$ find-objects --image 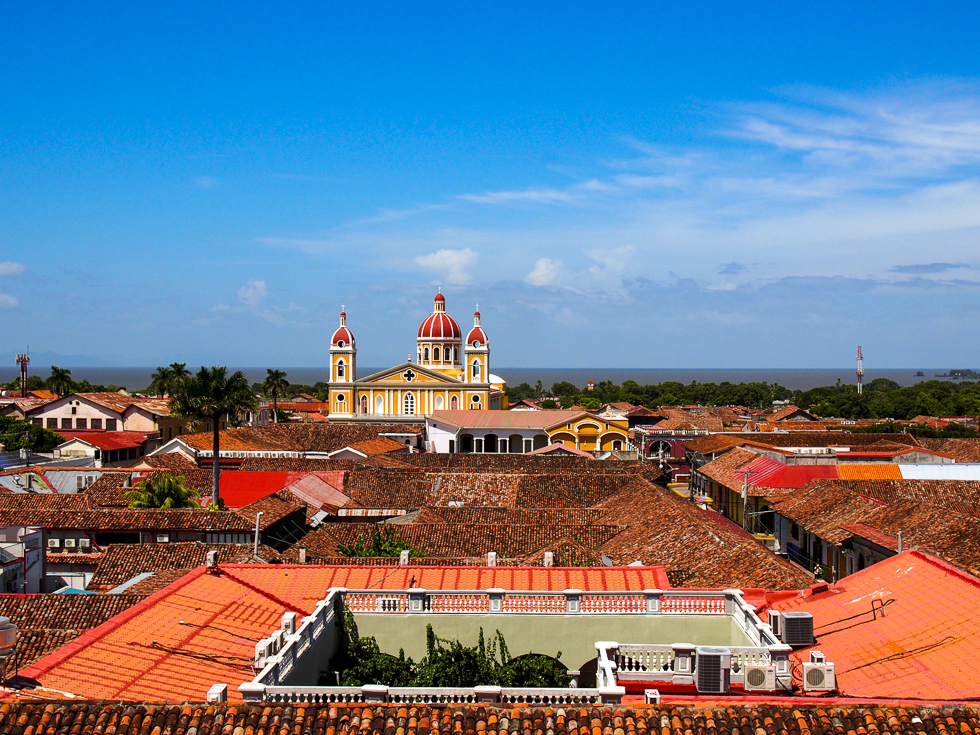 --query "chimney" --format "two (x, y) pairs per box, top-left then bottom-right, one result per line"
(298, 548), (307, 564)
